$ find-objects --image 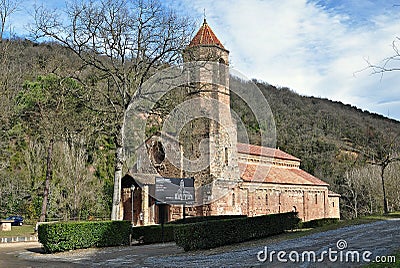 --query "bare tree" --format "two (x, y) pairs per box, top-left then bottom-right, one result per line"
(0, 0), (19, 41)
(17, 75), (90, 222)
(370, 154), (400, 214)
(32, 0), (193, 220)
(51, 138), (108, 221)
(342, 170), (361, 218)
(386, 162), (400, 211)
(366, 37), (400, 77)
(341, 165), (381, 218)
(365, 133), (400, 214)
(362, 5), (400, 213)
